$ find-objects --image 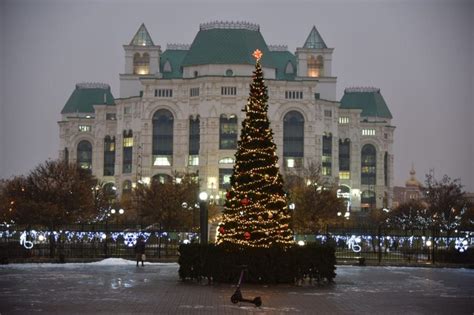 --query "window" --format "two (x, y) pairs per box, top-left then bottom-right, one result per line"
(190, 87), (200, 97)
(188, 155), (199, 166)
(152, 174), (172, 184)
(225, 69), (233, 76)
(123, 130), (133, 173)
(384, 133), (388, 139)
(78, 125), (91, 132)
(106, 113), (116, 120)
(189, 116), (200, 158)
(104, 136), (115, 176)
(339, 139), (351, 179)
(361, 144), (376, 185)
(284, 91), (303, 99)
(152, 109), (173, 166)
(362, 129), (376, 136)
(77, 140), (92, 172)
(283, 111), (304, 168)
(219, 168), (233, 191)
(322, 134), (332, 176)
(133, 52), (149, 75)
(219, 157), (235, 164)
(220, 114), (238, 149)
(122, 180), (132, 194)
(324, 110), (332, 118)
(64, 148), (69, 164)
(307, 55), (324, 77)
(338, 117), (350, 124)
(384, 152), (389, 186)
(124, 106), (132, 115)
(193, 71), (198, 77)
(155, 89), (173, 97)
(361, 190), (376, 210)
(221, 86), (237, 96)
